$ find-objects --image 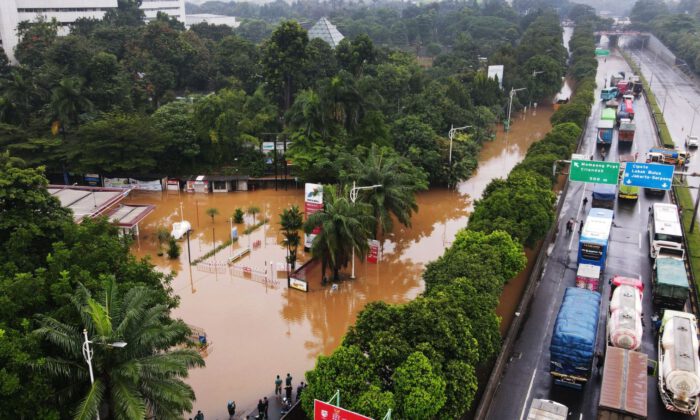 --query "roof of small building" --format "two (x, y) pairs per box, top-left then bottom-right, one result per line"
(308, 17), (344, 48)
